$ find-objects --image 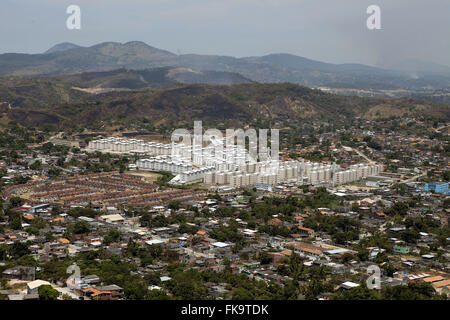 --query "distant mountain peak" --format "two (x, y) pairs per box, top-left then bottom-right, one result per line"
(90, 41), (177, 57)
(124, 40), (152, 47)
(91, 41), (155, 49)
(44, 42), (82, 54)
